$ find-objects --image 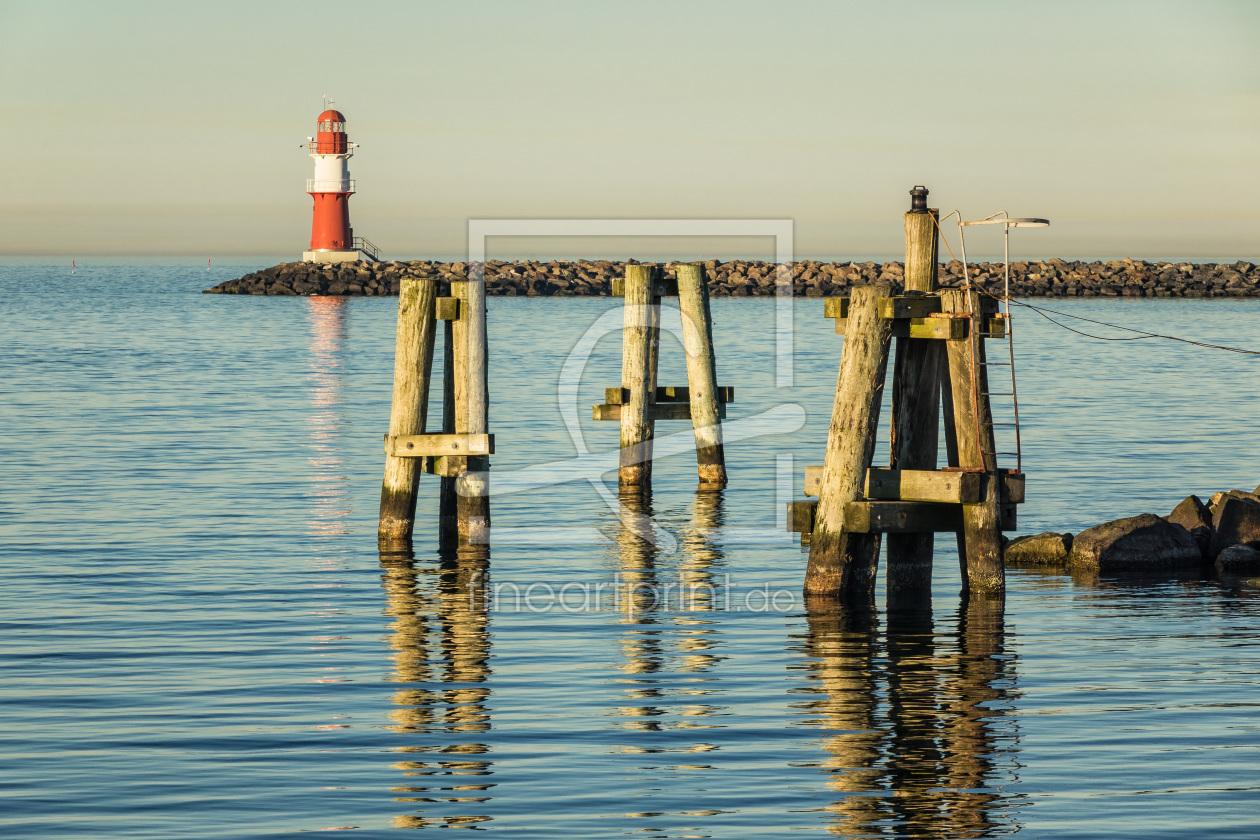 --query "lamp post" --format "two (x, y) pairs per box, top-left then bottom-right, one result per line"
(956, 213), (1050, 475)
